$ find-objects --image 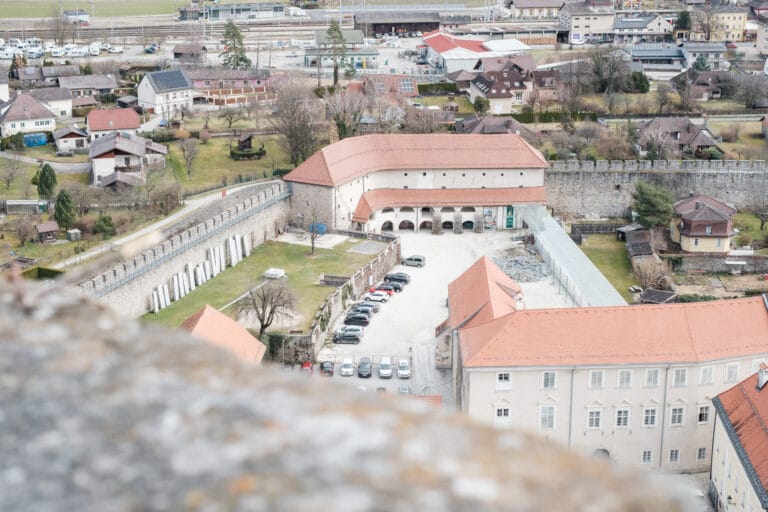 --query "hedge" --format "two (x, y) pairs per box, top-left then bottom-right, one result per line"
(416, 82), (457, 95)
(511, 111), (598, 123)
